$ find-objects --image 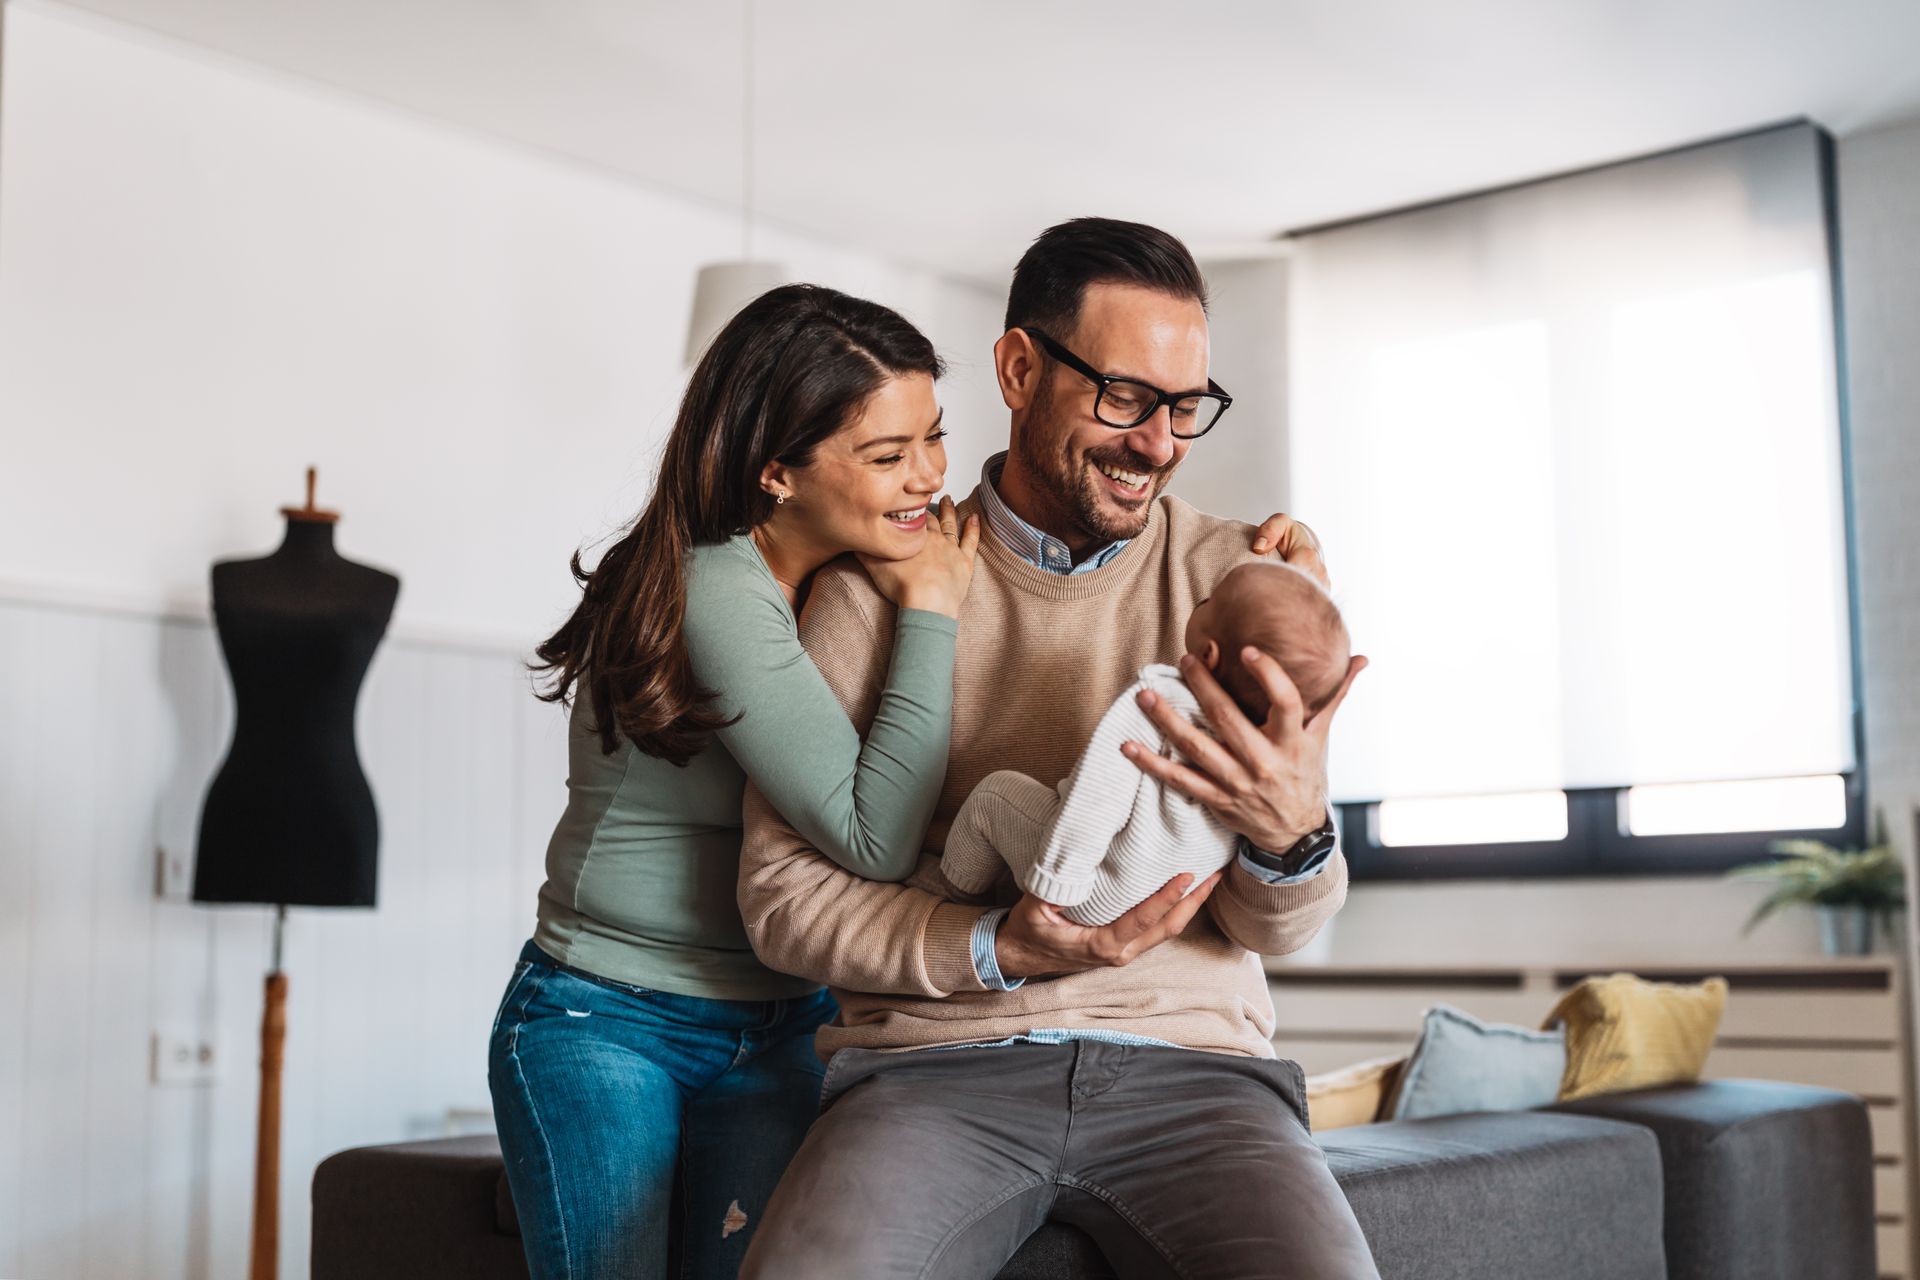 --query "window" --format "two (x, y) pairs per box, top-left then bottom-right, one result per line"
(1623, 775), (1847, 837)
(1290, 122), (1863, 878)
(1376, 791), (1570, 848)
